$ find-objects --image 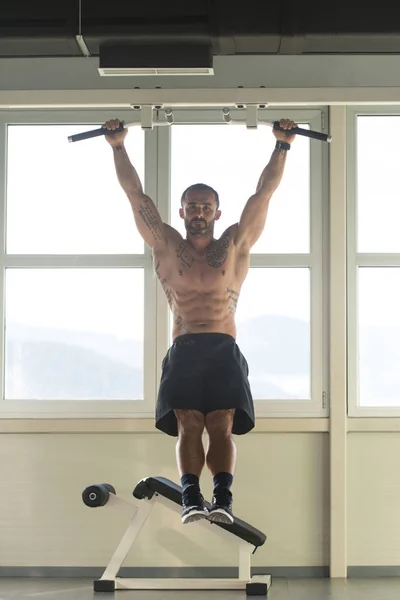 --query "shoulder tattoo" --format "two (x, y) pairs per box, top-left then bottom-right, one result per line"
(206, 230), (231, 269)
